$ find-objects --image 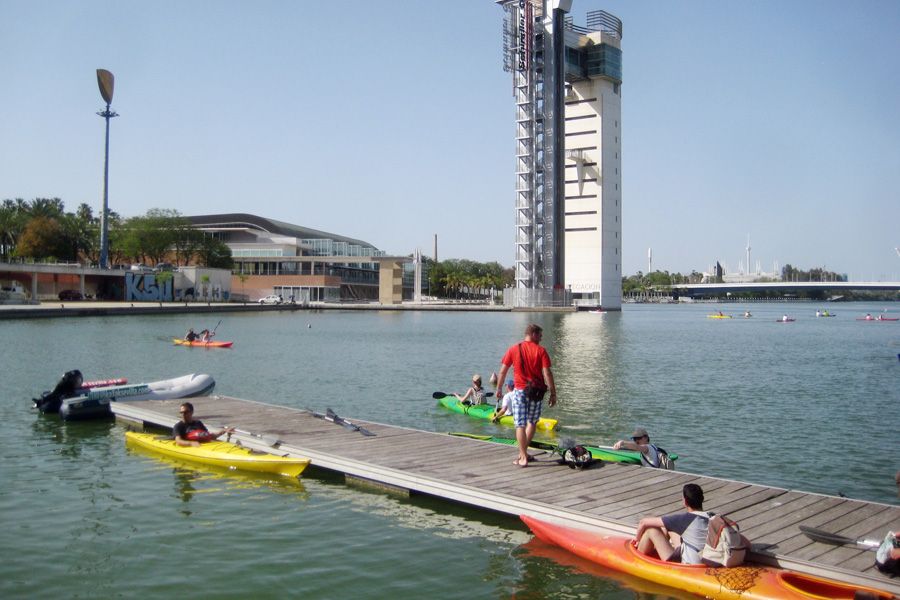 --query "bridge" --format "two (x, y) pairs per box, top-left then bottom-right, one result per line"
(669, 281), (900, 297)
